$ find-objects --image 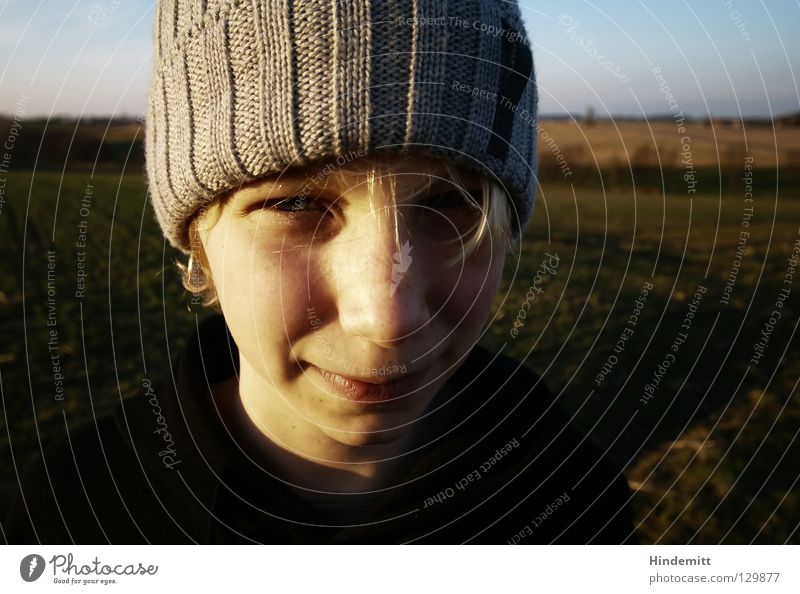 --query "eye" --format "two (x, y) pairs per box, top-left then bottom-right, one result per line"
(266, 195), (326, 213)
(411, 188), (483, 243)
(242, 194), (333, 219)
(421, 189), (480, 212)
